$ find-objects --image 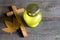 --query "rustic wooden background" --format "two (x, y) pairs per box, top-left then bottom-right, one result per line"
(0, 0), (60, 40)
